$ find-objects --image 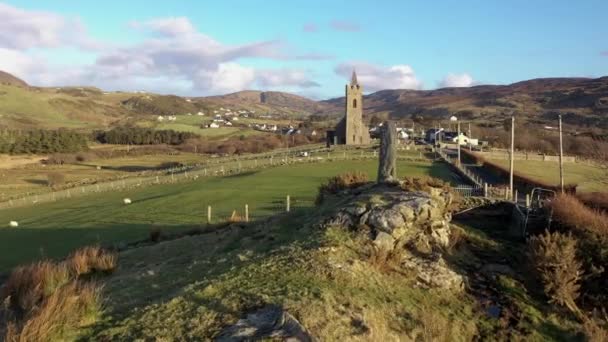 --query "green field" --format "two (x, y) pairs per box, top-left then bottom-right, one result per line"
(488, 158), (608, 192)
(0, 159), (456, 272)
